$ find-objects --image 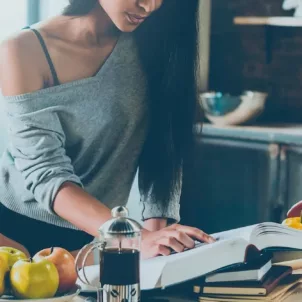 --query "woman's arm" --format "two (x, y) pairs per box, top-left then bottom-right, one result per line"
(53, 182), (112, 237)
(0, 37), (112, 237)
(0, 38), (169, 239)
(143, 218), (167, 231)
